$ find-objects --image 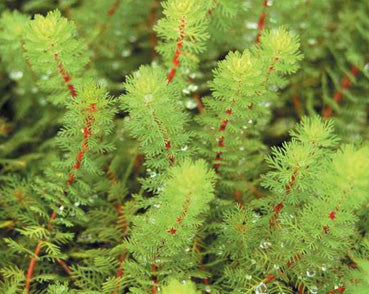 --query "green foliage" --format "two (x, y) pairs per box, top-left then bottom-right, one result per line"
(0, 1), (368, 294)
(162, 279), (201, 294)
(198, 27), (302, 192)
(24, 10), (90, 103)
(125, 159), (215, 292)
(122, 65), (190, 186)
(155, 0), (210, 72)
